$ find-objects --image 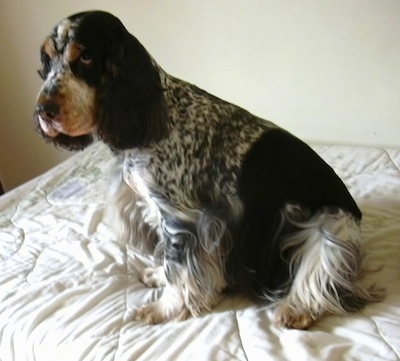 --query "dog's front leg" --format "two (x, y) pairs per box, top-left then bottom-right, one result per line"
(139, 266), (167, 288)
(135, 226), (226, 324)
(135, 281), (190, 324)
